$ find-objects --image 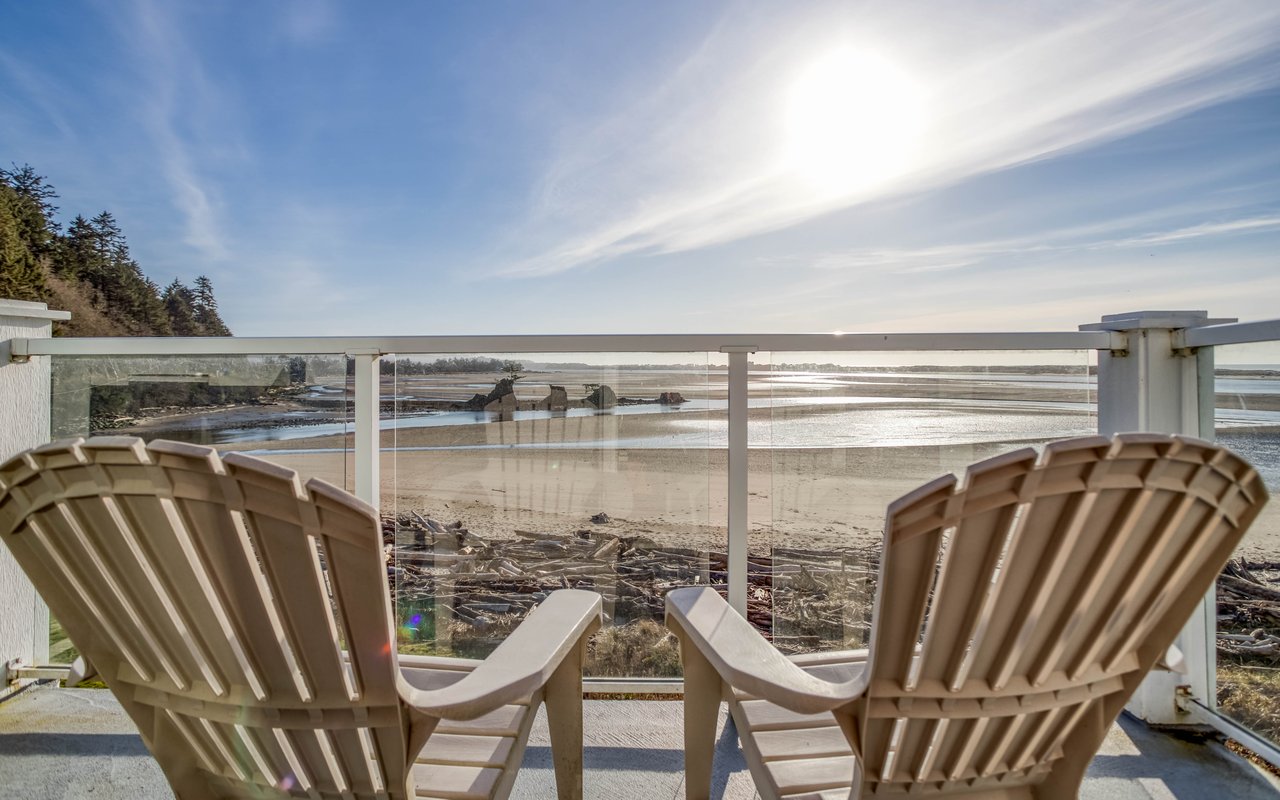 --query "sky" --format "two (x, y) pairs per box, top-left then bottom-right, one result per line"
(2, 0), (1279, 339)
